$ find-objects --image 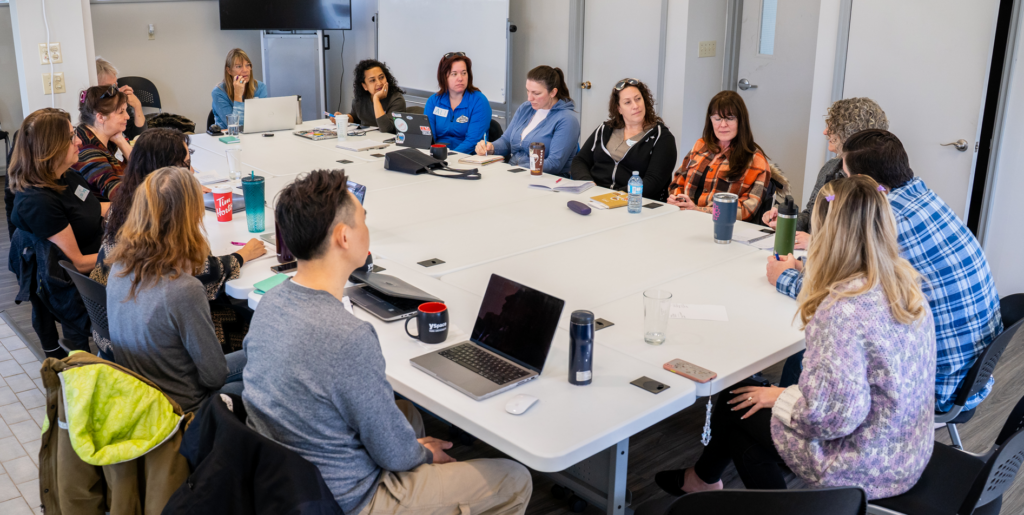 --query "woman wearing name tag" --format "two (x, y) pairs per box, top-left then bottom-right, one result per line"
(9, 108), (109, 357)
(211, 48), (268, 129)
(72, 85), (132, 200)
(668, 91), (770, 221)
(475, 66), (580, 177)
(424, 52), (492, 154)
(654, 176), (935, 500)
(570, 78), (676, 199)
(337, 59), (407, 134)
